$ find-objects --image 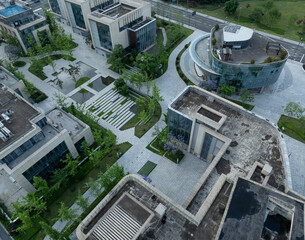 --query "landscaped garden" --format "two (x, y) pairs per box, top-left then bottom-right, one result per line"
(118, 80), (163, 138)
(6, 101), (133, 240)
(137, 161), (157, 176)
(146, 127), (185, 164)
